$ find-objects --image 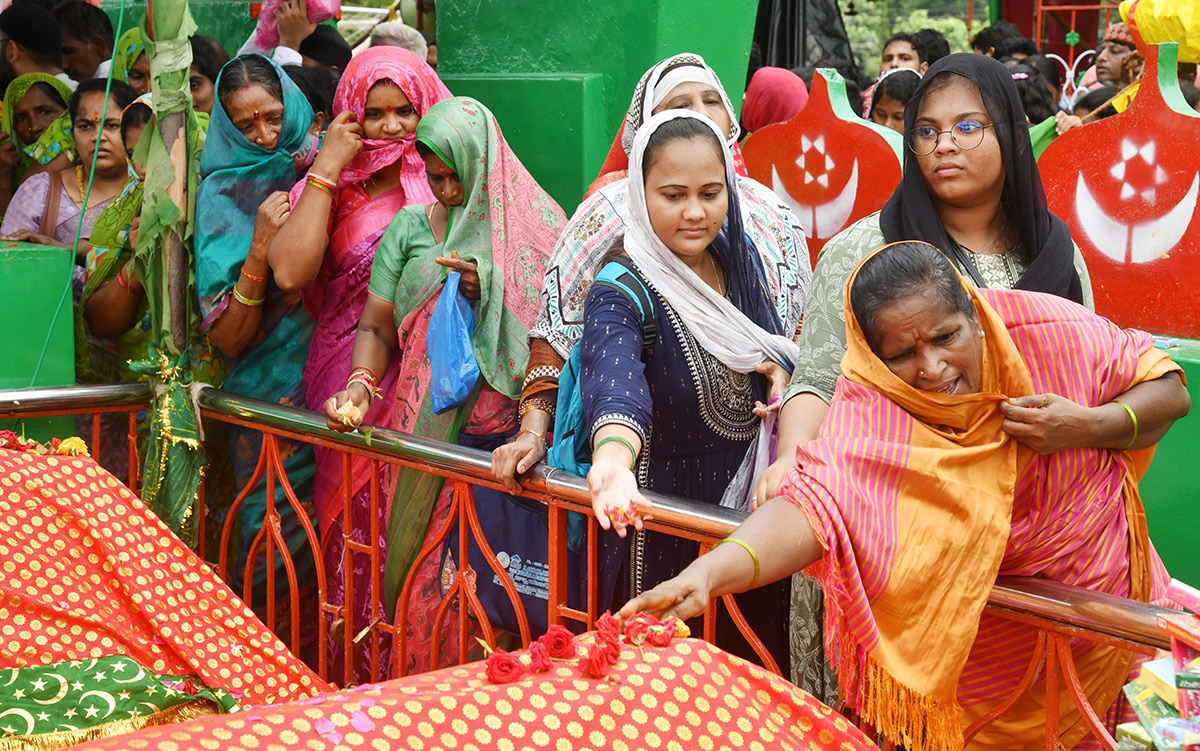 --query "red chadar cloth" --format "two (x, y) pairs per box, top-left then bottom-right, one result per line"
(0, 448), (329, 705)
(70, 638), (875, 750)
